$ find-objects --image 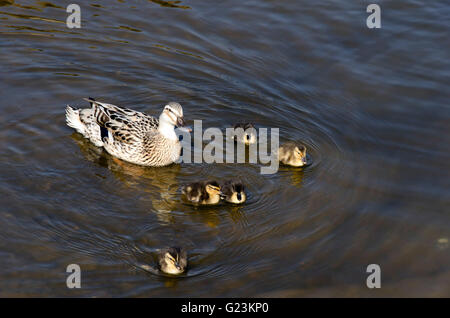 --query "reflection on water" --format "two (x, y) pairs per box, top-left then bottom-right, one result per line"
(0, 0), (449, 297)
(148, 0), (190, 10)
(0, 10), (64, 23)
(72, 134), (181, 222)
